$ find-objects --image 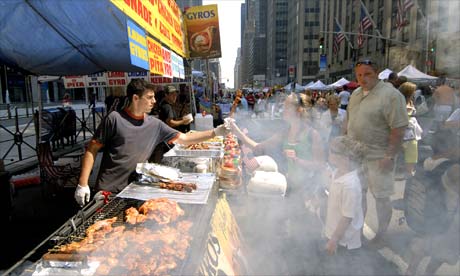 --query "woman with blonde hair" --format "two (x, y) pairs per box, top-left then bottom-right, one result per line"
(399, 82), (423, 177)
